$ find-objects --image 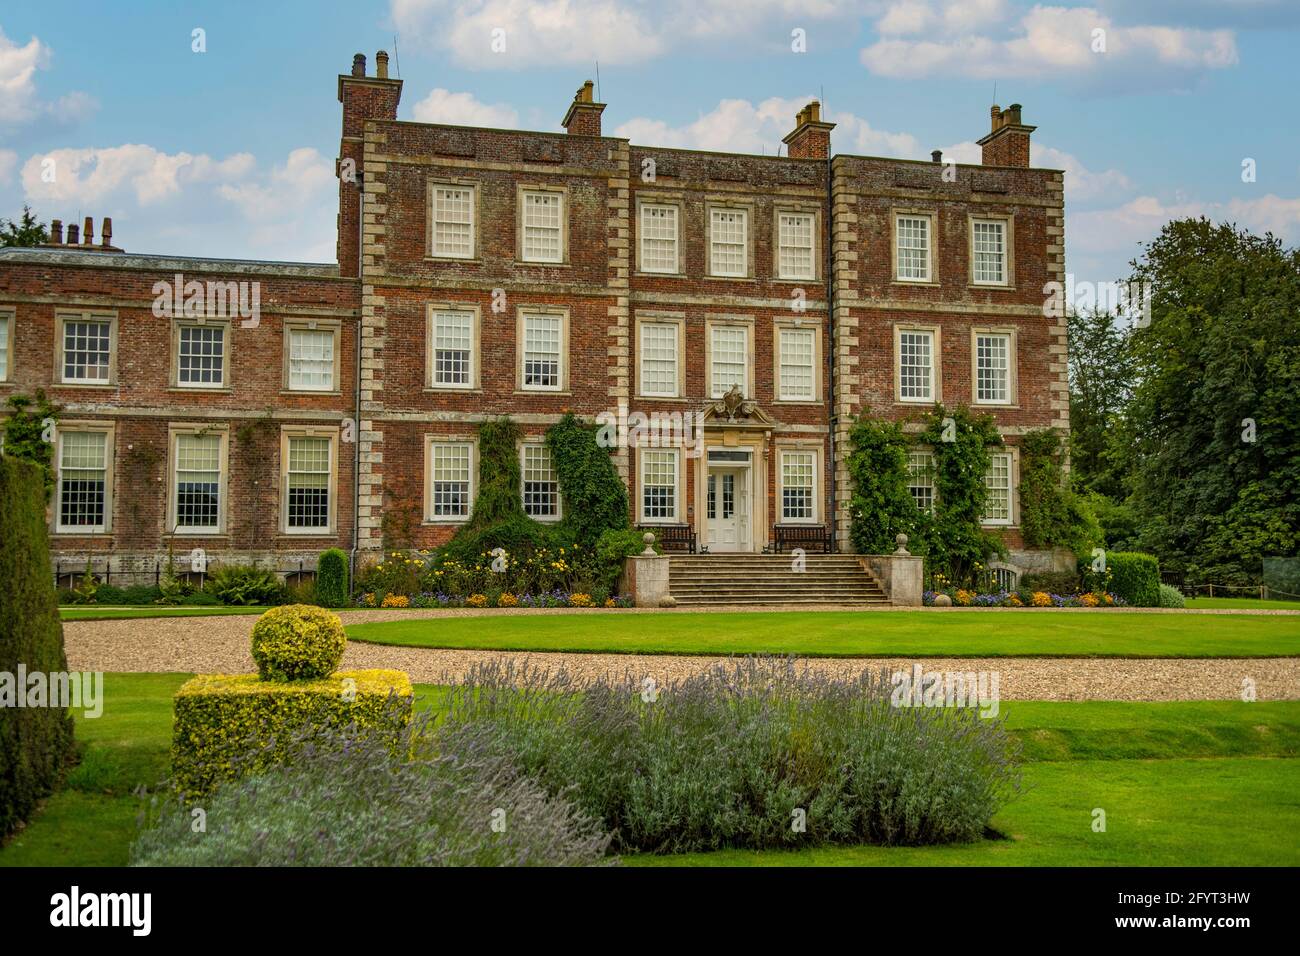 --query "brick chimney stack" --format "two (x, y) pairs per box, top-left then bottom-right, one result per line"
(66, 222), (79, 244)
(562, 80), (606, 136)
(978, 103), (1036, 168)
(337, 50), (403, 277)
(50, 219), (63, 244)
(782, 101), (835, 160)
